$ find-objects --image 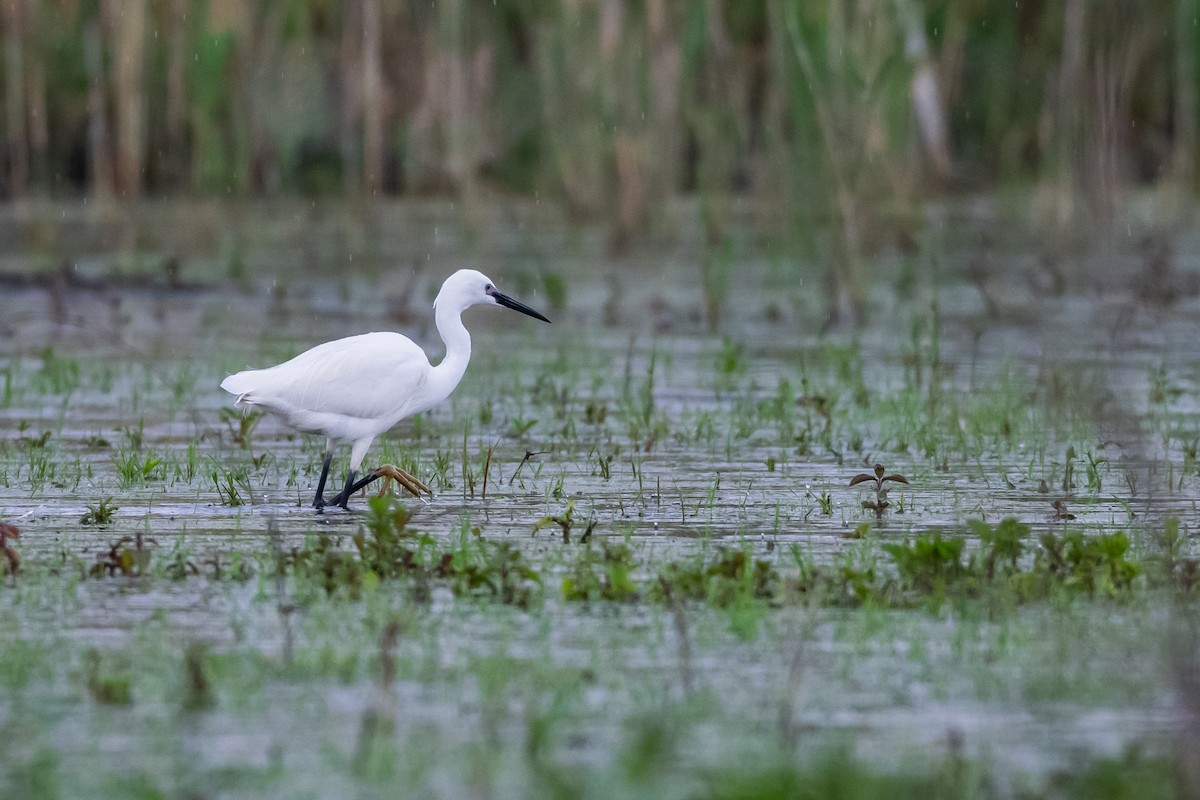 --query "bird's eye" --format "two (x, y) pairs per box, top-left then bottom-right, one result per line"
(485, 284), (495, 294)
